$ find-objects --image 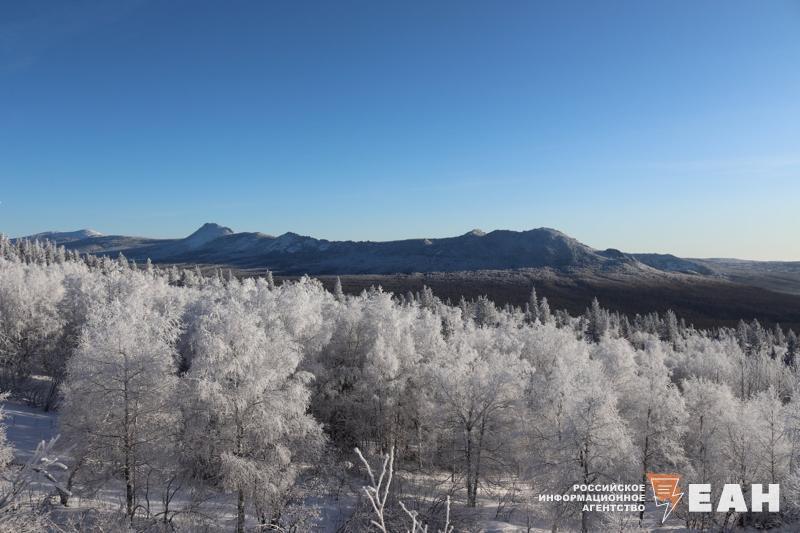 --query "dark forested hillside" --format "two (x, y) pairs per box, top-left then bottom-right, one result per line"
(291, 270), (800, 331)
